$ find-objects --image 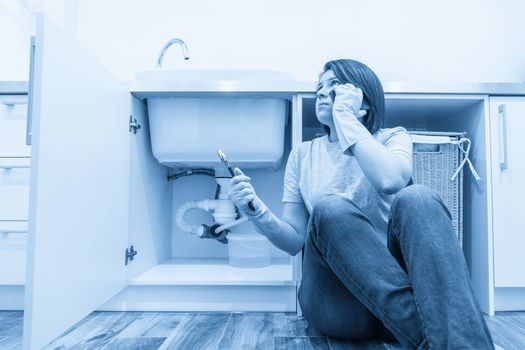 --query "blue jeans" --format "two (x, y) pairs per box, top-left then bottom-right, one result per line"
(298, 185), (494, 349)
